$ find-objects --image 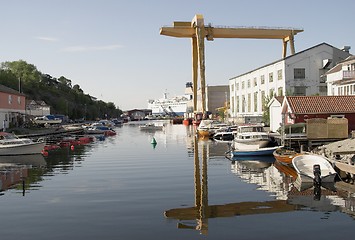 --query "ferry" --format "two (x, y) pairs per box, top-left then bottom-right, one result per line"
(147, 82), (193, 116)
